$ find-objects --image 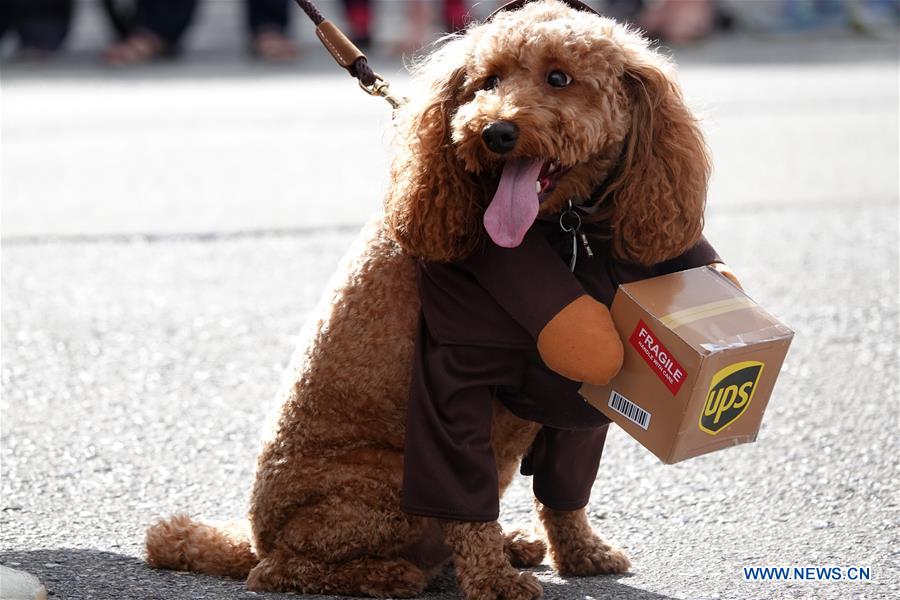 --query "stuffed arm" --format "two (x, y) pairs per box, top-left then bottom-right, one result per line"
(536, 295), (624, 385)
(464, 231), (623, 386)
